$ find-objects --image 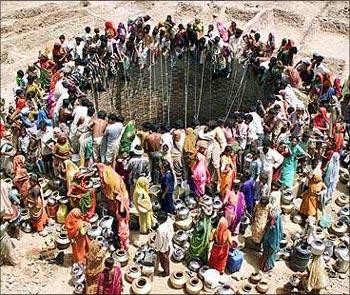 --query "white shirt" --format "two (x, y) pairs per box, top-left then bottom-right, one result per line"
(154, 217), (174, 253)
(161, 132), (173, 150)
(259, 147), (284, 174)
(249, 112), (264, 134)
(237, 122), (248, 150)
(71, 106), (88, 135)
(37, 127), (55, 155)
